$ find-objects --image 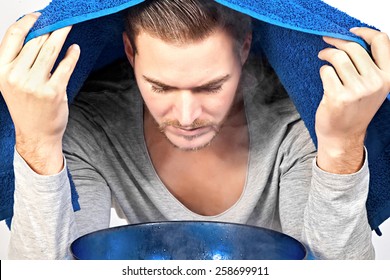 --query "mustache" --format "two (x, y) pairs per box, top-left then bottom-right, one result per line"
(158, 119), (216, 131)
